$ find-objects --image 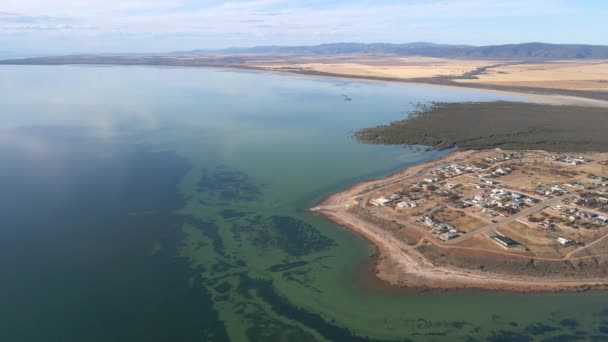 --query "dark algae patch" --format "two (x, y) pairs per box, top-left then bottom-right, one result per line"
(269, 260), (309, 272)
(239, 275), (405, 342)
(356, 101), (608, 152)
(199, 166), (262, 203)
(523, 323), (558, 335)
(231, 214), (337, 258)
(266, 216), (337, 257)
(558, 319), (578, 328)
